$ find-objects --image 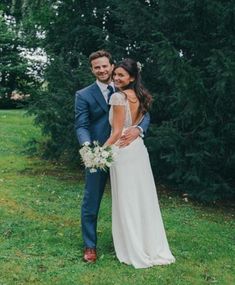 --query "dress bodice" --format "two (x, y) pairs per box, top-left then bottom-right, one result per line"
(109, 92), (132, 128)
